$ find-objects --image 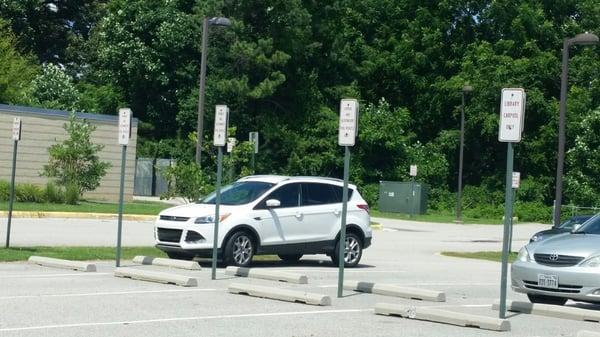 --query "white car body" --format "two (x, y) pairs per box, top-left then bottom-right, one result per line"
(154, 175), (372, 265)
